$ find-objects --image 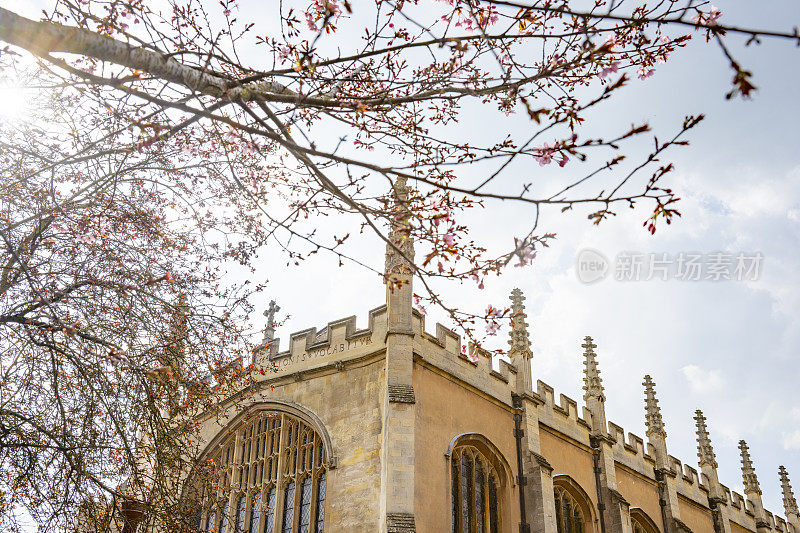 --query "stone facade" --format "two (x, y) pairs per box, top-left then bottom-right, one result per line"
(175, 188), (798, 533)
(177, 276), (800, 533)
